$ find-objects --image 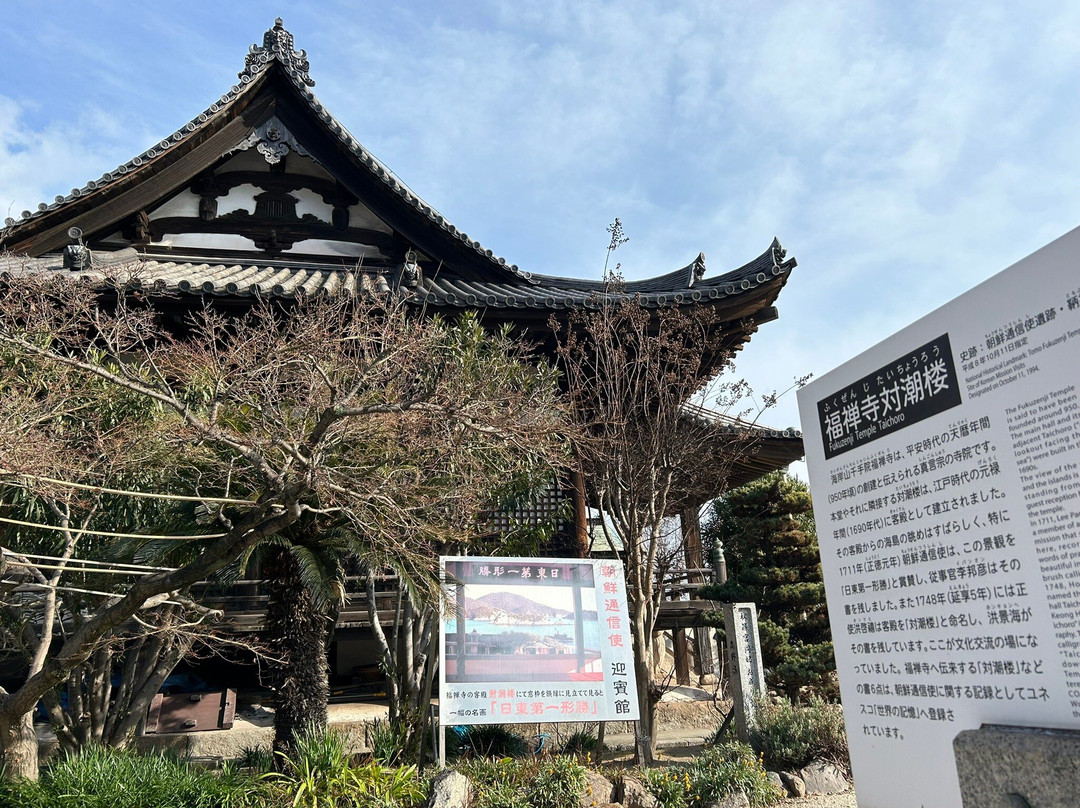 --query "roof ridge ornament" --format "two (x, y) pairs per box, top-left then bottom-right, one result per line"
(770, 237), (787, 263)
(687, 252), (706, 287)
(234, 116), (312, 165)
(241, 18), (315, 87)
